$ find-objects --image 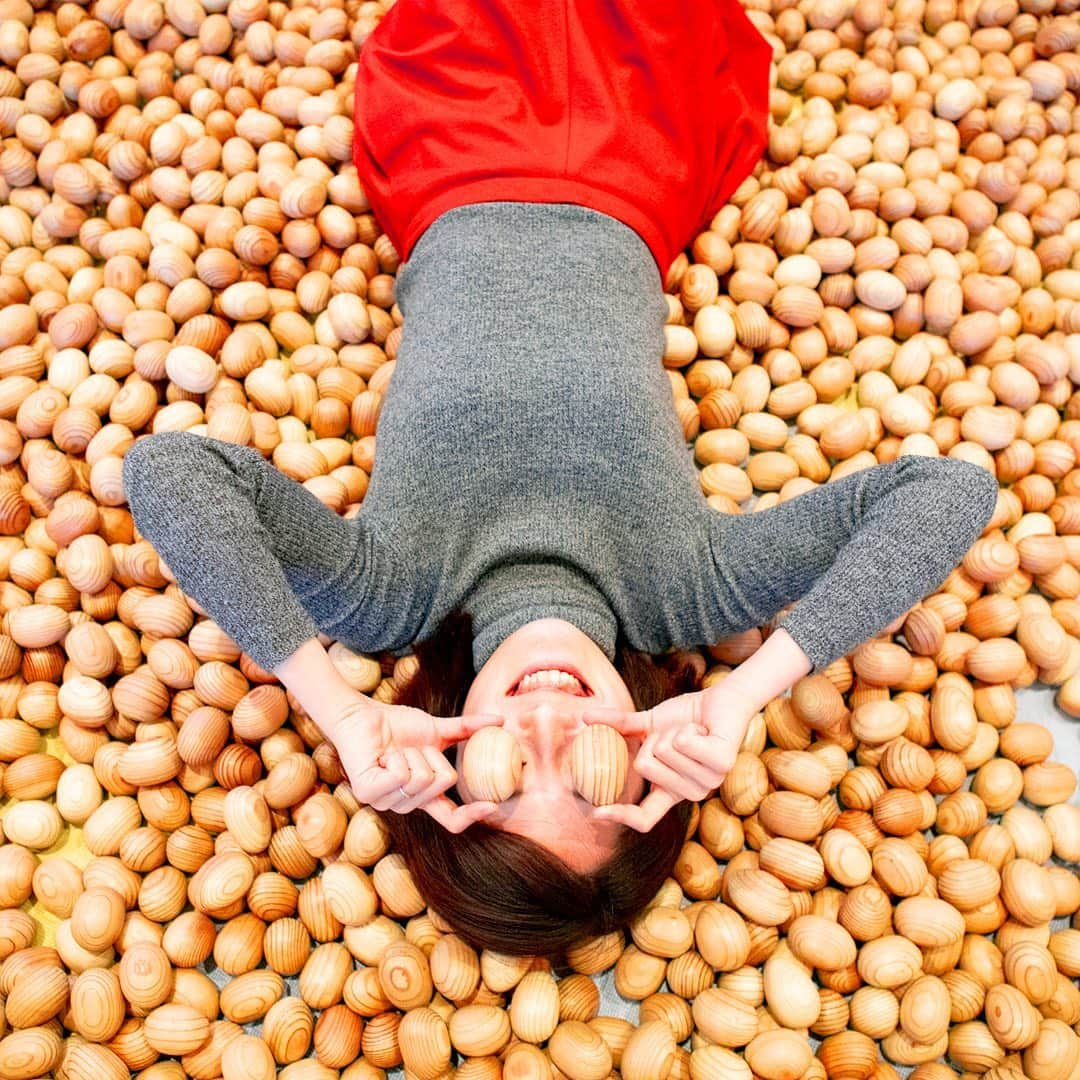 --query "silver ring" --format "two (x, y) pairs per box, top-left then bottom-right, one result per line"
(398, 786), (408, 800)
